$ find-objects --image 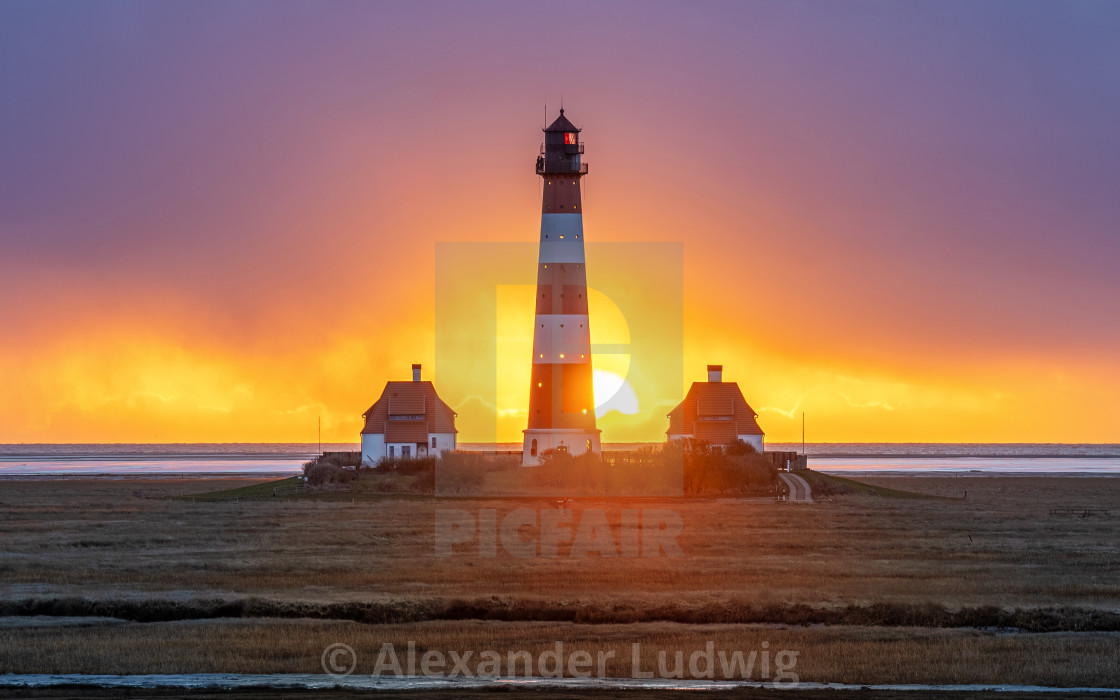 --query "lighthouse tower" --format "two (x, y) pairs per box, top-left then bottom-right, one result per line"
(522, 109), (601, 466)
